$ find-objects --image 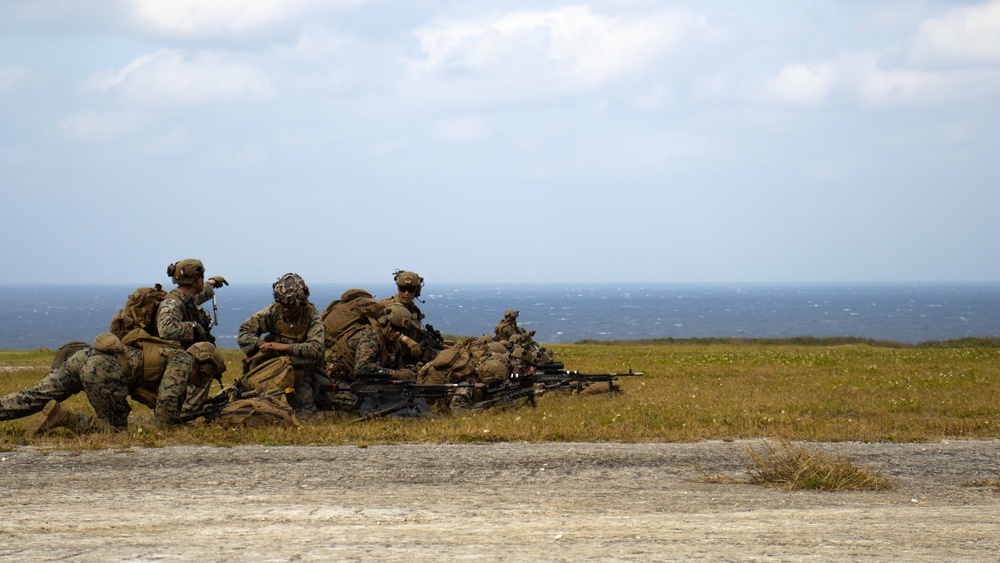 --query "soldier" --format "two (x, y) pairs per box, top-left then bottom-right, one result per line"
(328, 303), (414, 381)
(157, 258), (228, 411)
(0, 332), (225, 434)
(494, 310), (536, 343)
(237, 273), (330, 418)
(378, 269), (426, 362)
(510, 346), (536, 378)
(157, 258), (228, 347)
